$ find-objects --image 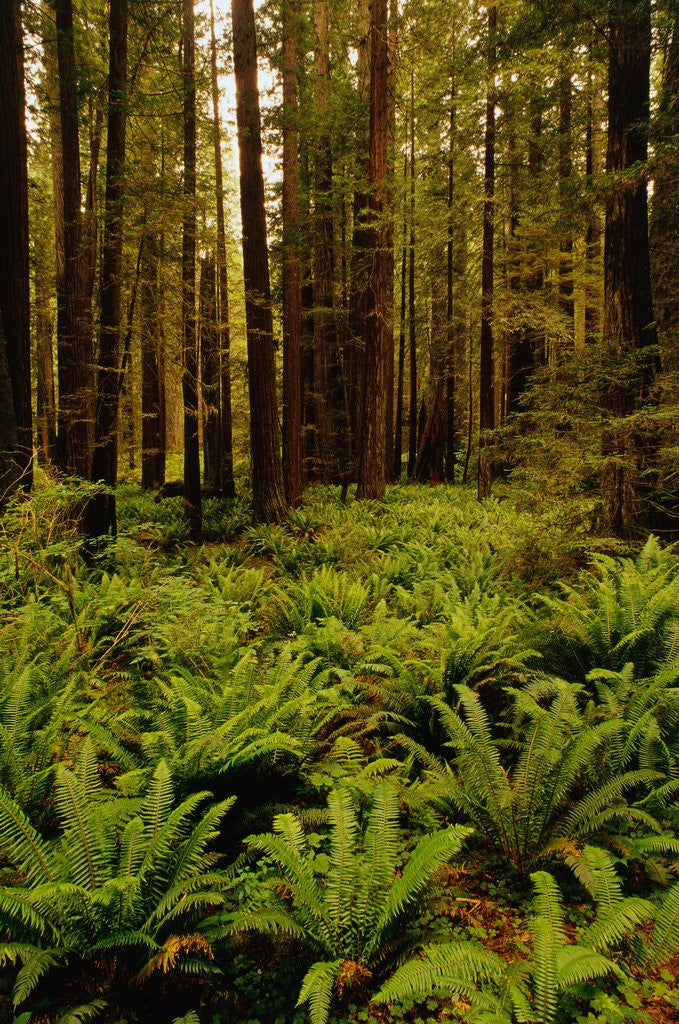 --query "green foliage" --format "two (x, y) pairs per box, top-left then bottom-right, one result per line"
(0, 758), (234, 1016)
(2, 481), (679, 1024)
(215, 782), (471, 1024)
(376, 869), (622, 1024)
(403, 681), (670, 875)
